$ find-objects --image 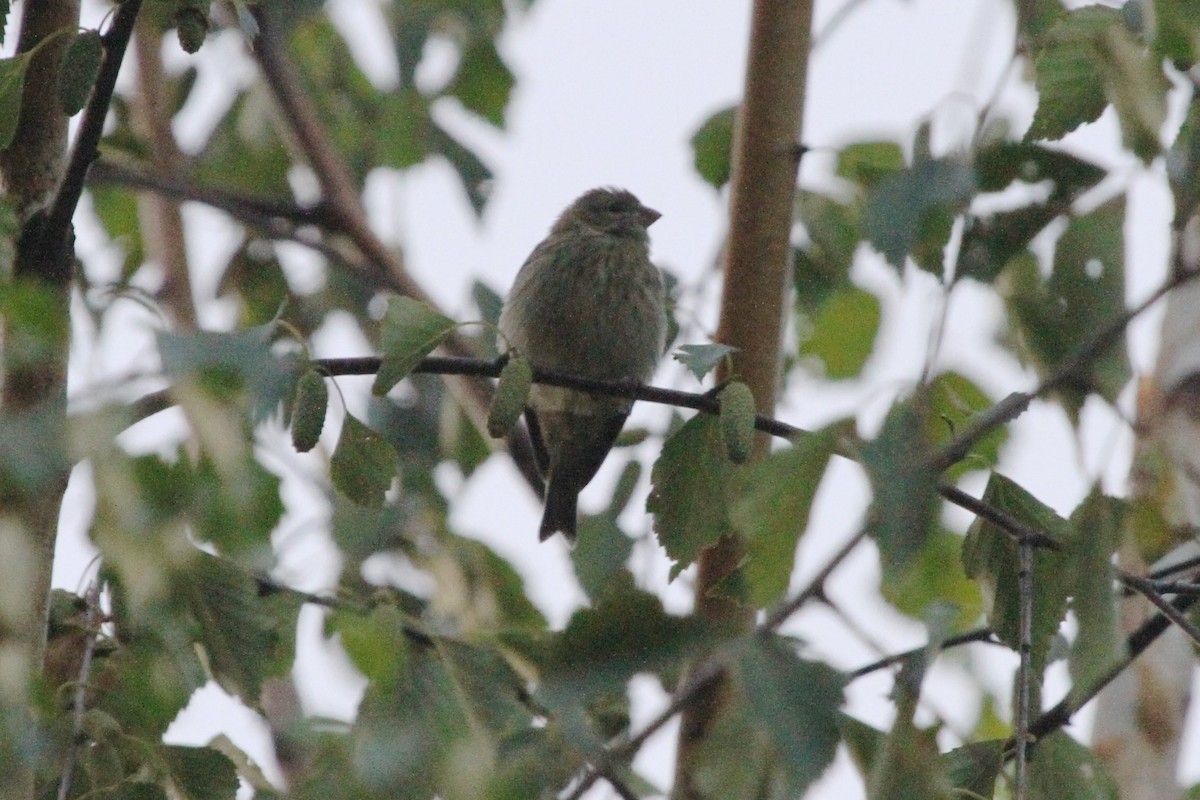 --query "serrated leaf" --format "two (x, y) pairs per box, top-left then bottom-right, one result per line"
(647, 414), (738, 578)
(799, 286), (880, 379)
(957, 203), (1061, 284)
(880, 527), (982, 629)
(925, 371), (1007, 481)
(731, 427), (836, 607)
(429, 119), (493, 215)
(973, 141), (1108, 198)
(0, 54), (30, 149)
(863, 159), (976, 270)
(738, 636), (845, 795)
(1095, 20), (1169, 162)
(571, 514), (634, 604)
(373, 296), (456, 395)
(291, 369), (328, 452)
(961, 473), (1070, 669)
(1066, 490), (1124, 691)
(718, 381), (756, 463)
(672, 343), (737, 381)
(541, 586), (713, 707)
(794, 191), (858, 312)
(158, 324), (290, 421)
(863, 401), (939, 580)
(691, 105), (736, 189)
(437, 637), (532, 737)
(1002, 195), (1129, 421)
(331, 604), (411, 691)
(331, 413), (398, 507)
(944, 740), (1004, 798)
(1028, 731), (1118, 800)
(58, 30), (102, 116)
(446, 38), (513, 128)
(185, 553), (276, 700)
(487, 354), (531, 438)
(1026, 7), (1120, 142)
